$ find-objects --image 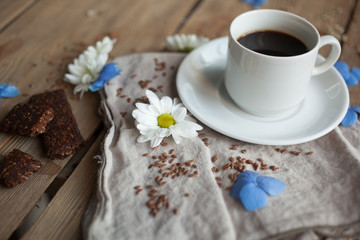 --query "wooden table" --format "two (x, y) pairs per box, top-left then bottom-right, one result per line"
(0, 0), (359, 239)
